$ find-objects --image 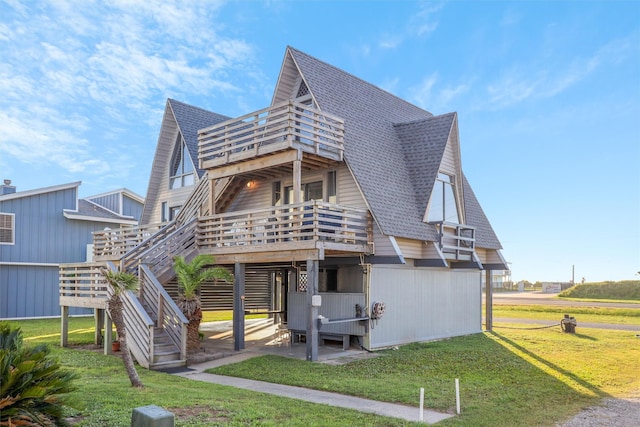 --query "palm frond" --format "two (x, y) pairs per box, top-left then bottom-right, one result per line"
(100, 269), (139, 295)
